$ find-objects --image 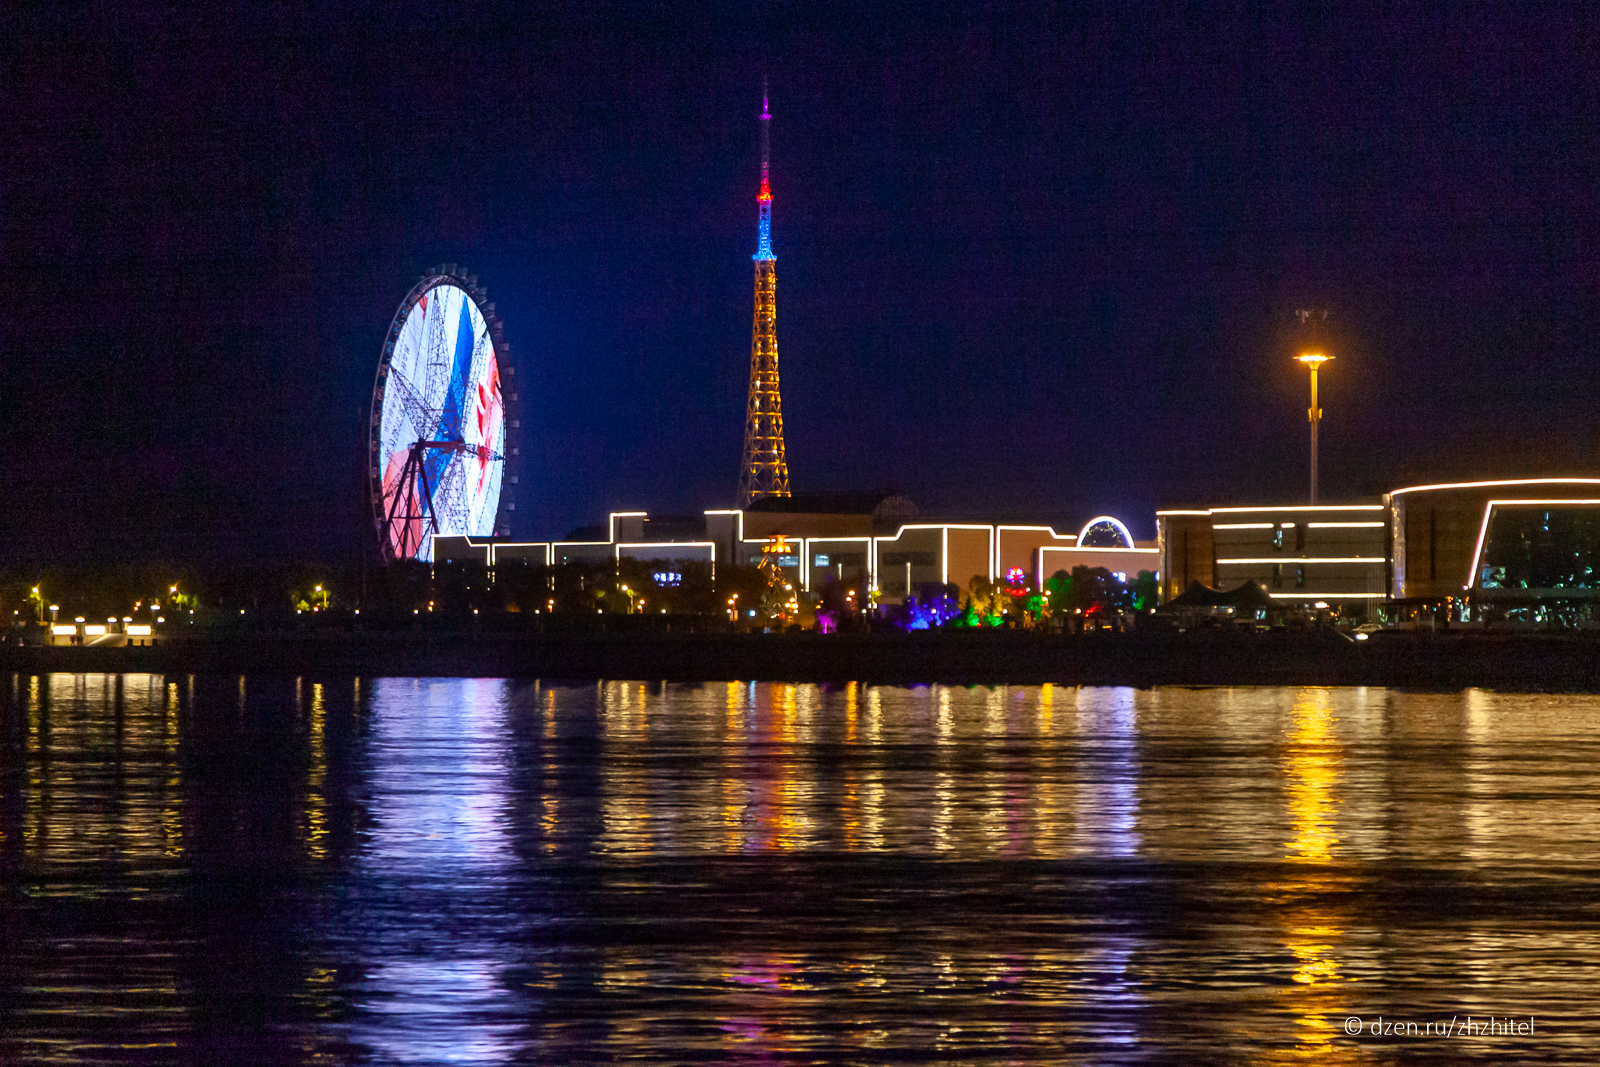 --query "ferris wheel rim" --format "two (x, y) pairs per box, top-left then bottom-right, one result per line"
(368, 265), (519, 563)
